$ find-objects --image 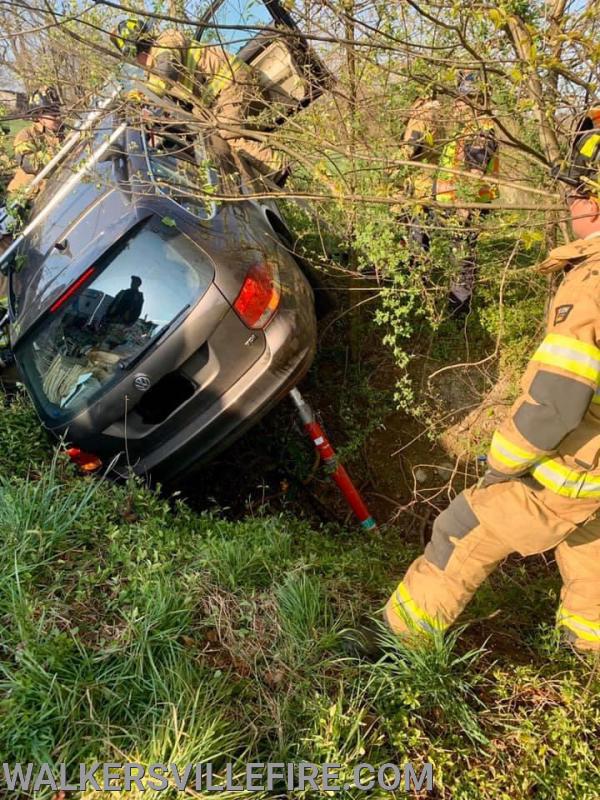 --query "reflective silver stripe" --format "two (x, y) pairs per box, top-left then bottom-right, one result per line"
(489, 431), (538, 472)
(490, 439), (534, 465)
(532, 460), (600, 497)
(557, 612), (600, 641)
(537, 341), (600, 371)
(533, 336), (600, 382)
